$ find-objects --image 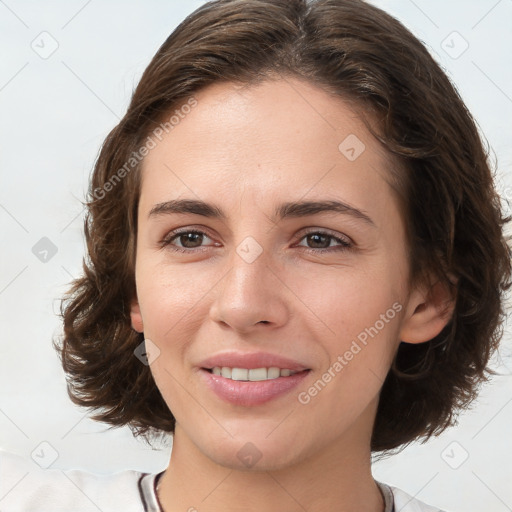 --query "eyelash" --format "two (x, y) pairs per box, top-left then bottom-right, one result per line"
(160, 228), (353, 254)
